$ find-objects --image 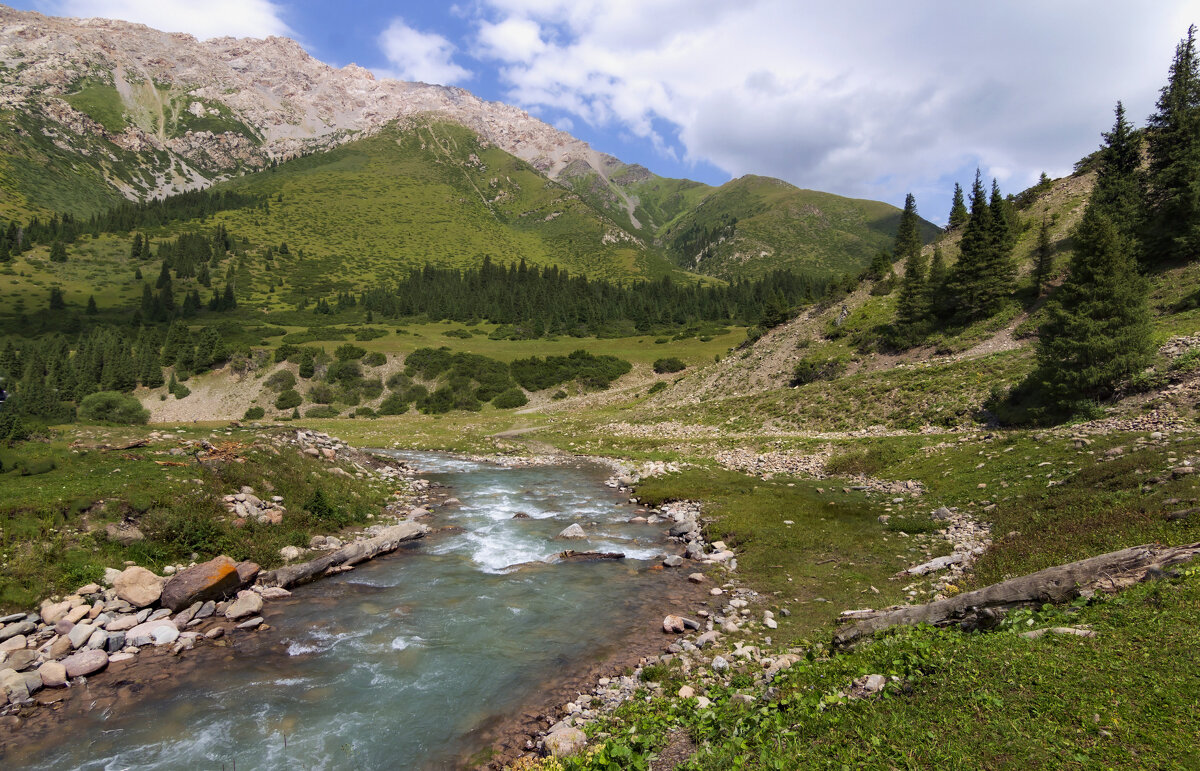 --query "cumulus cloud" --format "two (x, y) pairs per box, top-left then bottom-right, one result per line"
(377, 17), (471, 85)
(469, 0), (1196, 216)
(47, 0), (293, 40)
